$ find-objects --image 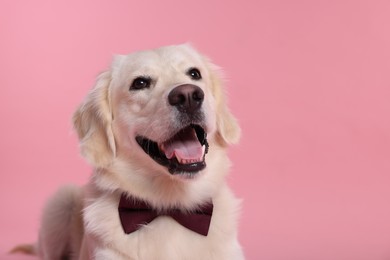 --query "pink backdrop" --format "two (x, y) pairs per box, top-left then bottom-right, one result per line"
(1, 1), (390, 259)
